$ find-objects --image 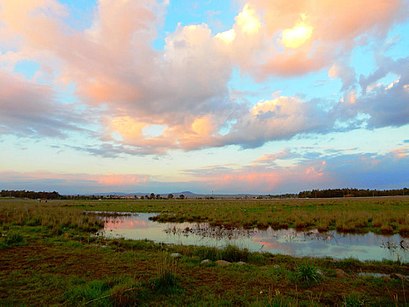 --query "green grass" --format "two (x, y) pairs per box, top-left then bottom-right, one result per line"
(1, 197), (409, 305)
(296, 262), (322, 286)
